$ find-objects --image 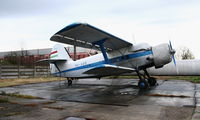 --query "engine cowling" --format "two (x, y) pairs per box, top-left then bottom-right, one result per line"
(152, 43), (172, 68)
